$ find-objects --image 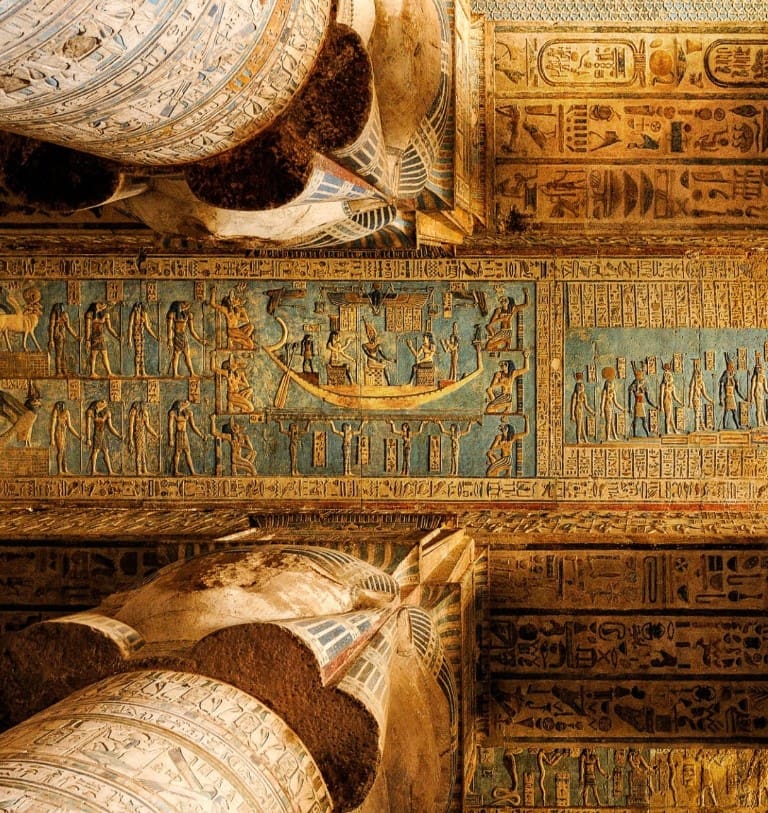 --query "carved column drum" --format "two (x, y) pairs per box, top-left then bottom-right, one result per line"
(0, 670), (333, 812)
(0, 0), (332, 164)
